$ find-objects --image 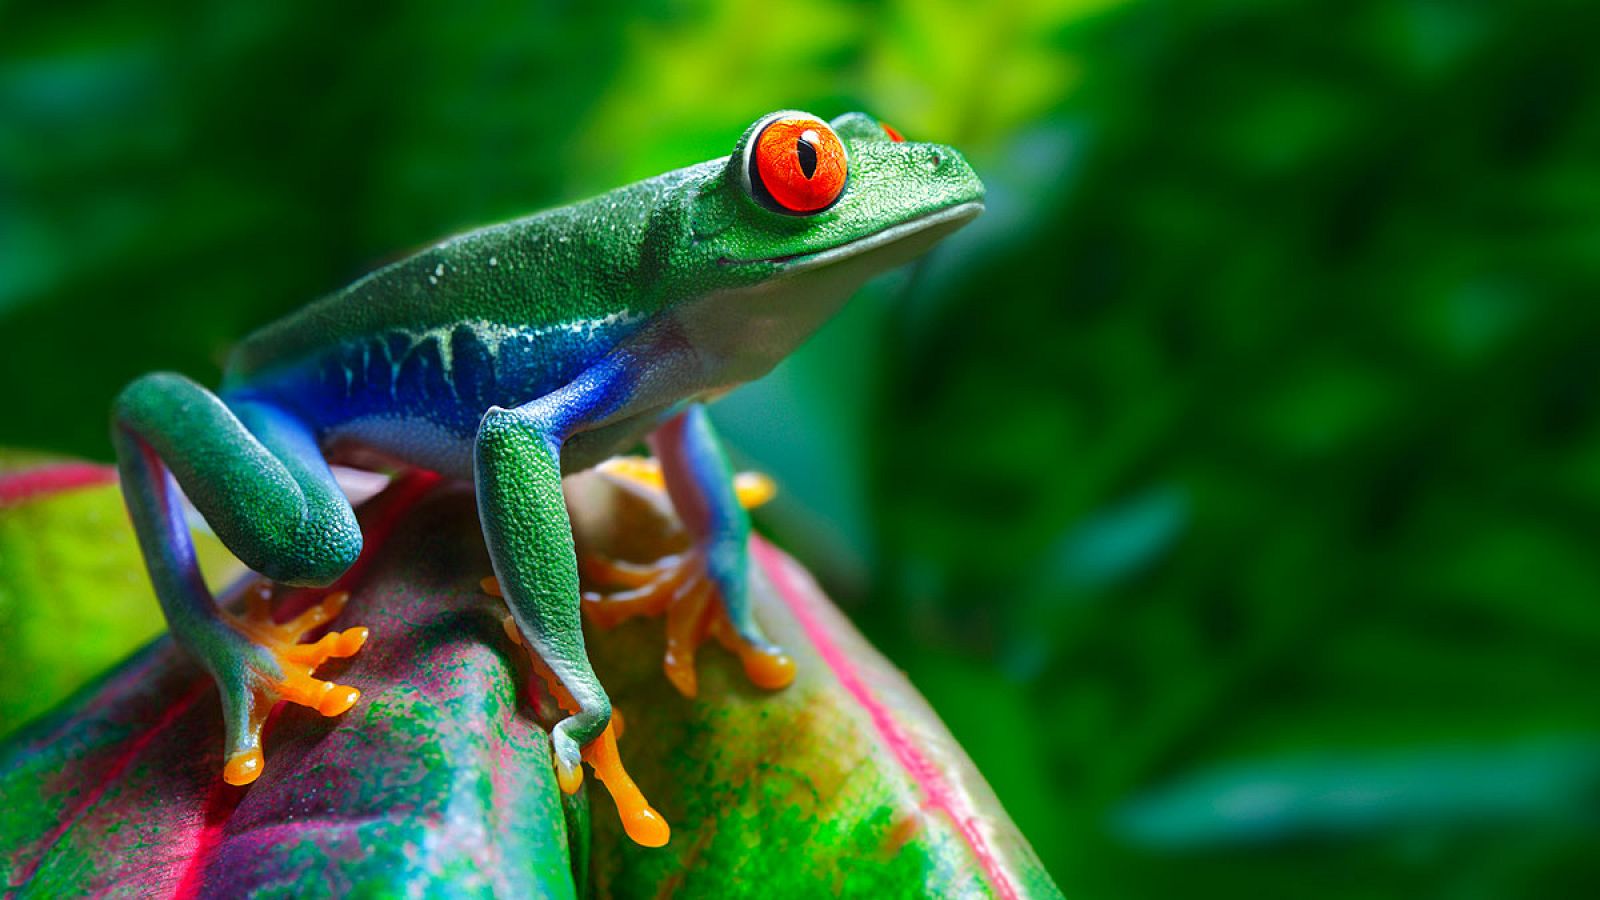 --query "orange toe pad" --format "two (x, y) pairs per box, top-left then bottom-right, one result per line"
(578, 551), (795, 699)
(223, 748), (265, 786)
(499, 612), (671, 848)
(222, 586), (369, 784)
